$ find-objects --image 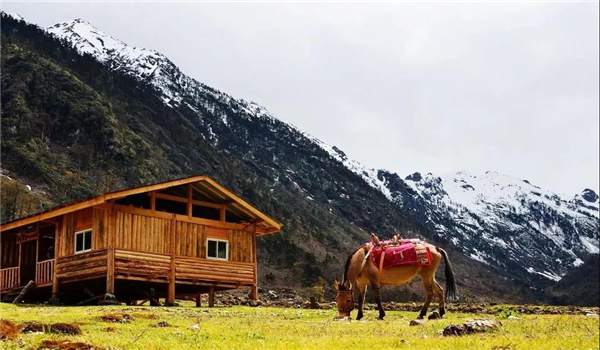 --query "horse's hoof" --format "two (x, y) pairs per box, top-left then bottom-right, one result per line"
(356, 315), (363, 321)
(417, 315), (424, 320)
